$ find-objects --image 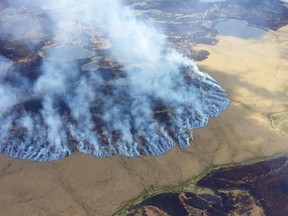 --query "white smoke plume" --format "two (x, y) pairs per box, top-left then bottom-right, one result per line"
(0, 0), (229, 161)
